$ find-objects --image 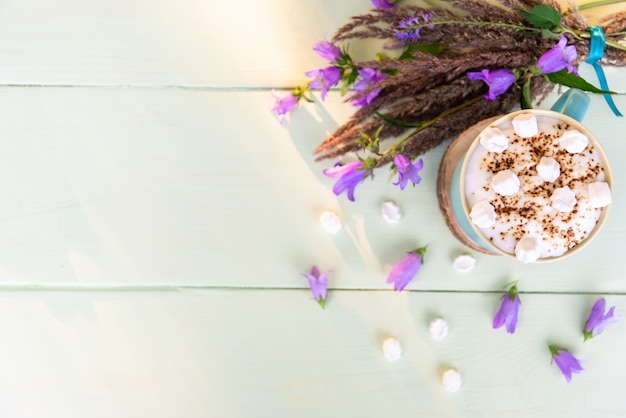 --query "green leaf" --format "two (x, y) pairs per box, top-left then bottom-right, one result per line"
(518, 5), (561, 30)
(540, 28), (560, 40)
(545, 70), (615, 94)
(374, 111), (423, 128)
(399, 43), (446, 60)
(521, 79), (532, 109)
